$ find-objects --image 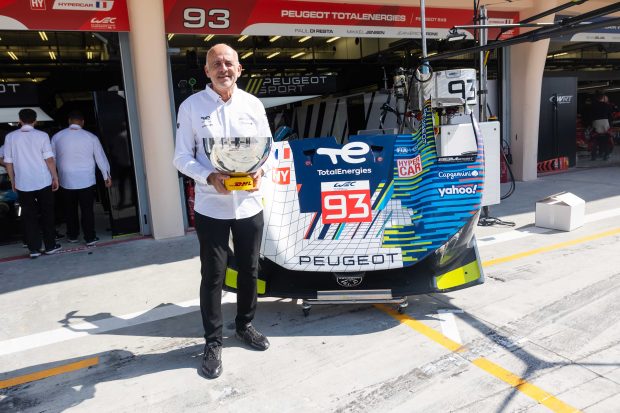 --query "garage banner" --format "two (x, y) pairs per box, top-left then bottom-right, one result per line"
(554, 15), (620, 43)
(164, 0), (519, 40)
(0, 0), (129, 31)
